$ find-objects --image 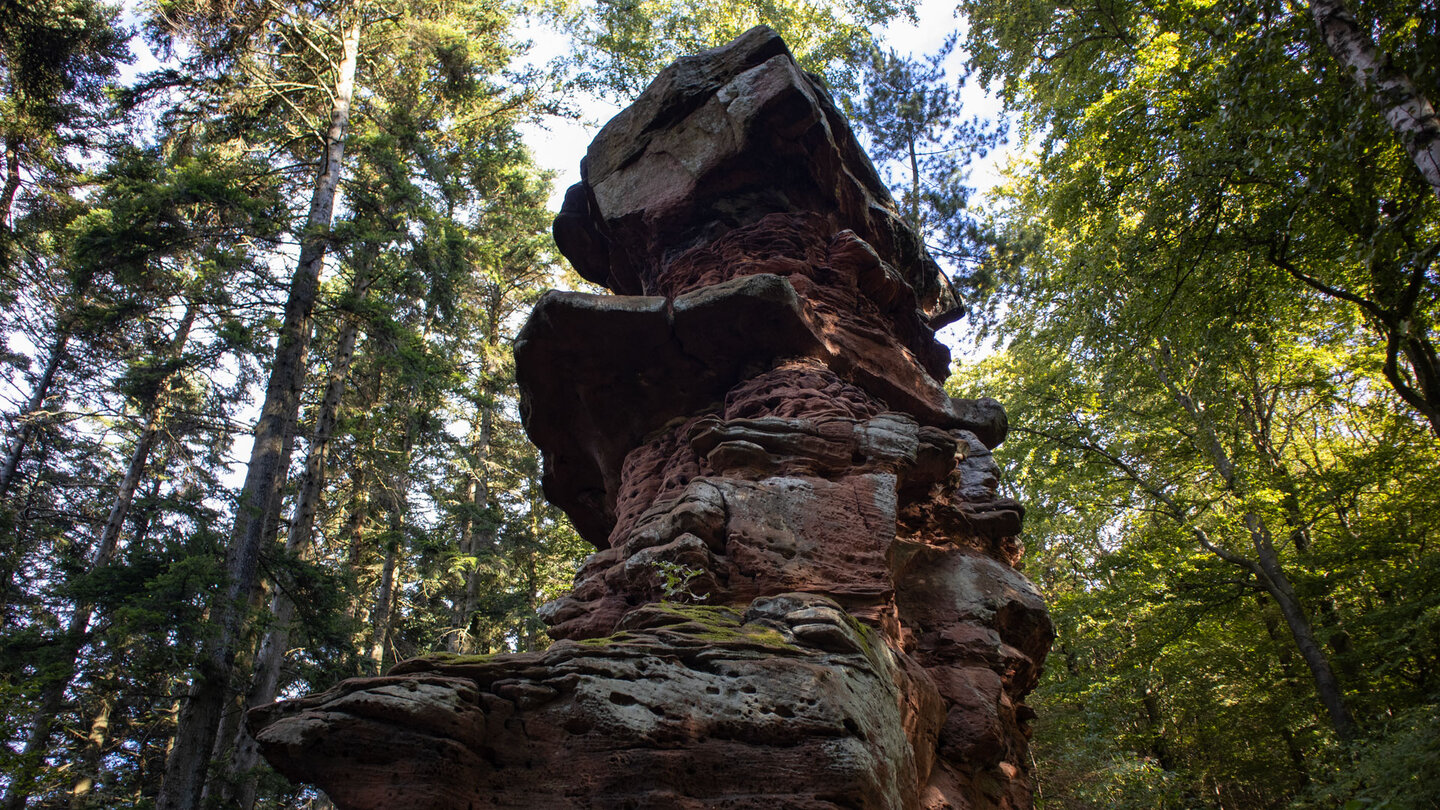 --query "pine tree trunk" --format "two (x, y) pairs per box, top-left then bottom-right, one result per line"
(369, 541), (398, 670)
(156, 17), (362, 810)
(369, 408), (415, 671)
(447, 472), (478, 654)
(1307, 0), (1440, 201)
(906, 137), (920, 228)
(0, 330), (70, 500)
(229, 258), (371, 810)
(1, 666), (68, 810)
(2, 135), (21, 228)
(0, 305), (196, 810)
(70, 694), (112, 805)
(449, 405), (493, 654)
(342, 468), (372, 569)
